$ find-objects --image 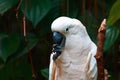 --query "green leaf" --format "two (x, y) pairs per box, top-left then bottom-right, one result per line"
(107, 0), (120, 25)
(21, 0), (51, 27)
(0, 34), (20, 62)
(0, 0), (18, 14)
(41, 68), (49, 79)
(104, 26), (120, 51)
(0, 34), (8, 63)
(11, 33), (38, 59)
